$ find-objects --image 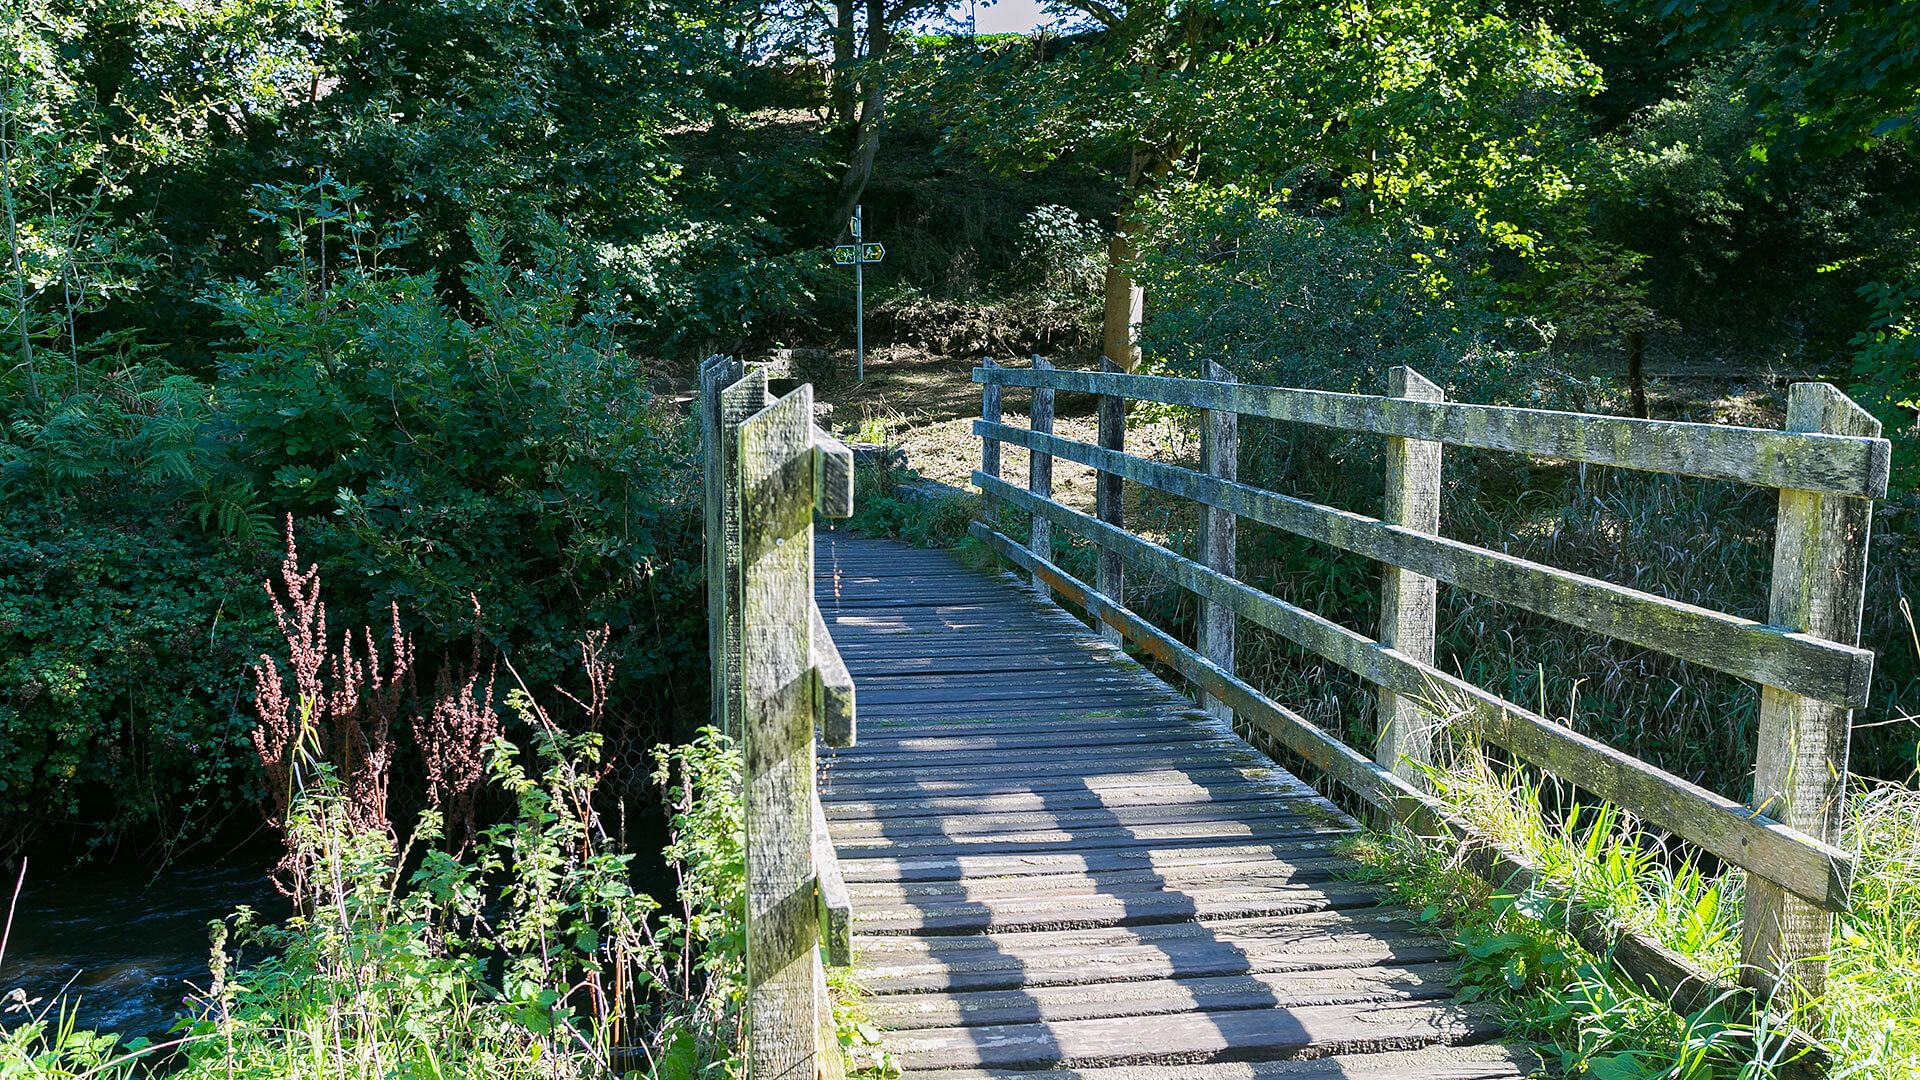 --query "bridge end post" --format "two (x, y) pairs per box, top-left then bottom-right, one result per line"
(1198, 360), (1238, 724)
(1029, 357), (1056, 600)
(1096, 355), (1127, 648)
(737, 383), (842, 1079)
(980, 356), (1002, 482)
(1375, 366), (1444, 786)
(1743, 382), (1878, 1006)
